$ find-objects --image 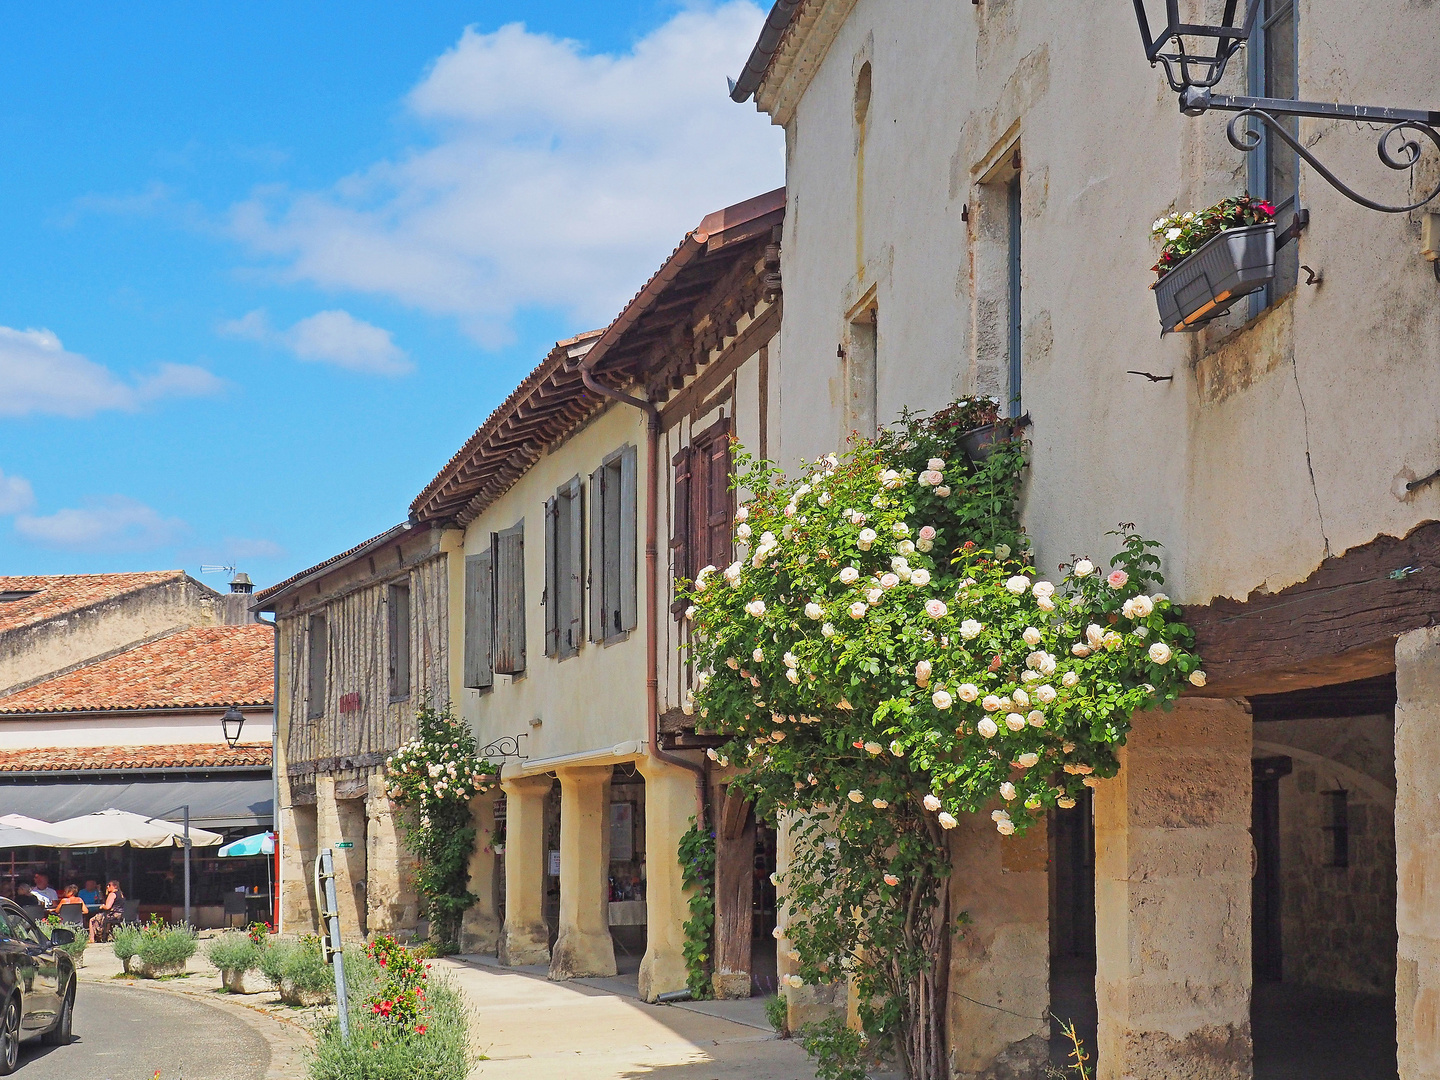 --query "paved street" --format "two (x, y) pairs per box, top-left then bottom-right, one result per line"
(443, 957), (814, 1080)
(16, 982), (269, 1080)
